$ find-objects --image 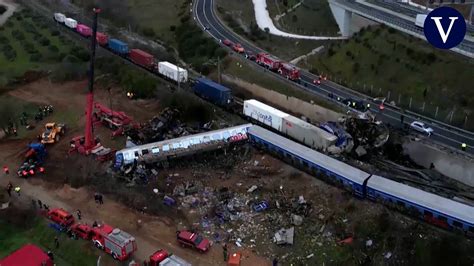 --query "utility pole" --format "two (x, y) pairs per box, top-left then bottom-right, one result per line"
(217, 56), (221, 84)
(177, 63), (180, 91)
